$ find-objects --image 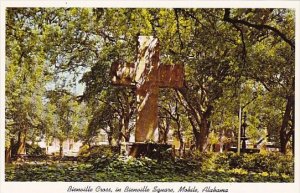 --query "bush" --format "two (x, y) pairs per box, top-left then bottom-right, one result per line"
(5, 151), (294, 182)
(26, 143), (46, 156)
(214, 152), (231, 169)
(183, 151), (294, 178)
(78, 145), (120, 161)
(219, 152), (294, 176)
(184, 150), (215, 170)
